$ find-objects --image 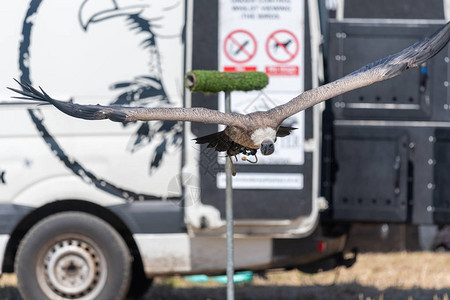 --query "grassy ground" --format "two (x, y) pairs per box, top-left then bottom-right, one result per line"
(2, 252), (450, 299)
